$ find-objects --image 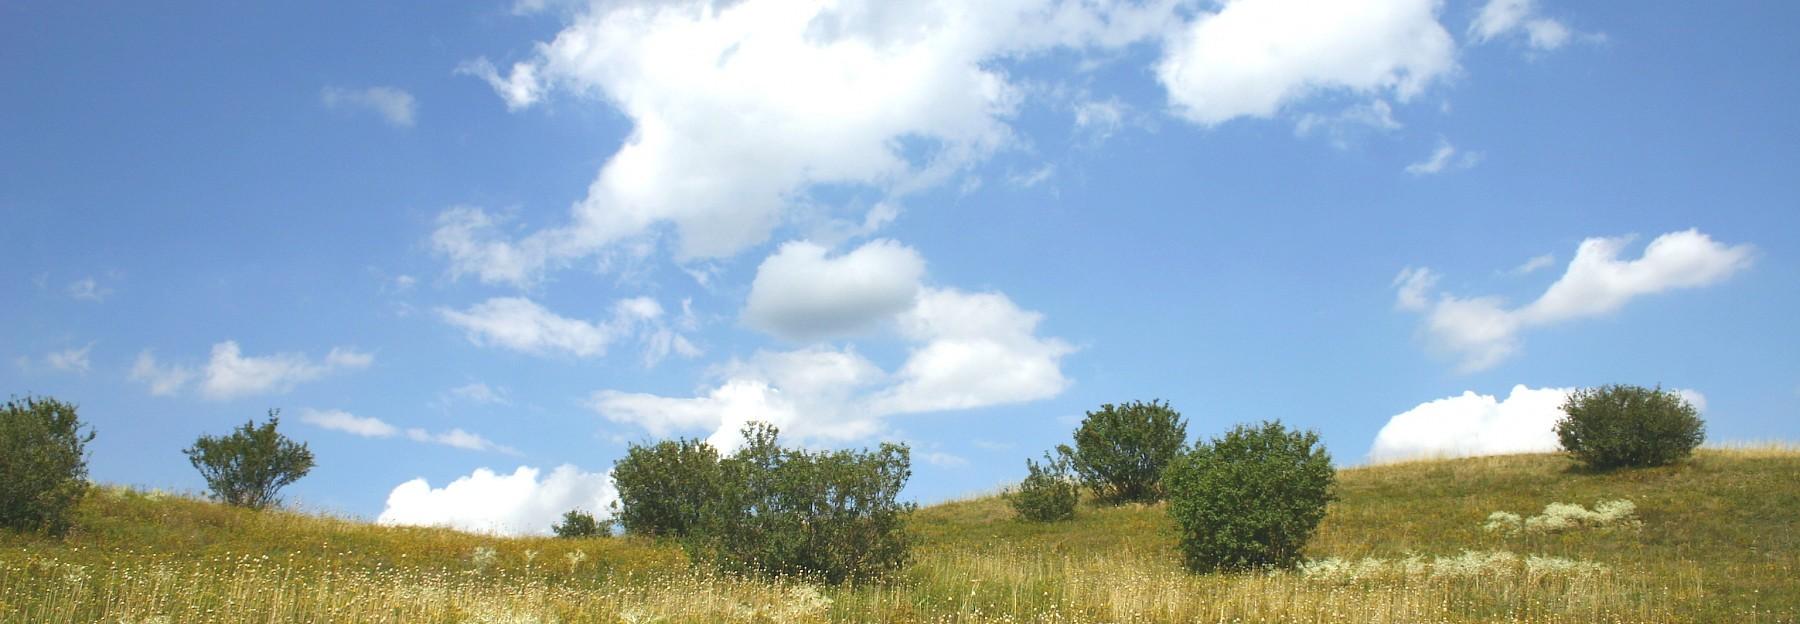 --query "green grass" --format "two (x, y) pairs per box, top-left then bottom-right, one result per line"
(3, 448), (1796, 622)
